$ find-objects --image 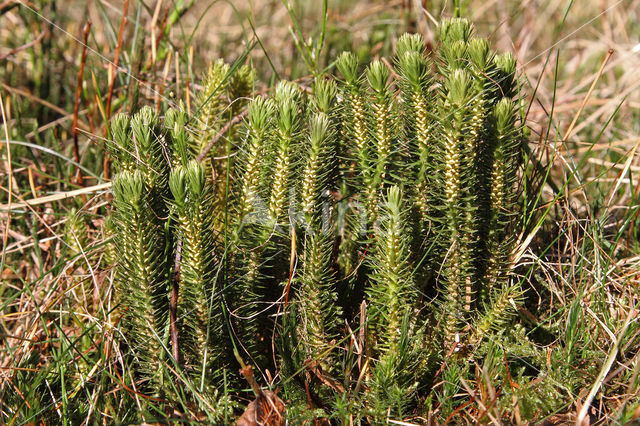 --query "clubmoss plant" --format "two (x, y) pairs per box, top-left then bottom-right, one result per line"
(228, 64), (255, 115)
(165, 106), (191, 169)
(105, 17), (527, 422)
(62, 208), (88, 258)
(129, 106), (171, 198)
(233, 96), (275, 225)
(366, 186), (422, 418)
(395, 33), (432, 227)
(192, 61), (255, 222)
(299, 113), (335, 228)
(435, 68), (479, 346)
(335, 51), (368, 157)
(169, 160), (224, 390)
(269, 82), (304, 224)
(111, 170), (169, 393)
(108, 106), (175, 394)
(294, 114), (341, 366)
(193, 60), (229, 160)
(228, 94), (283, 366)
(430, 19), (524, 350)
(109, 113), (134, 172)
(363, 60), (396, 226)
(311, 78), (338, 118)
